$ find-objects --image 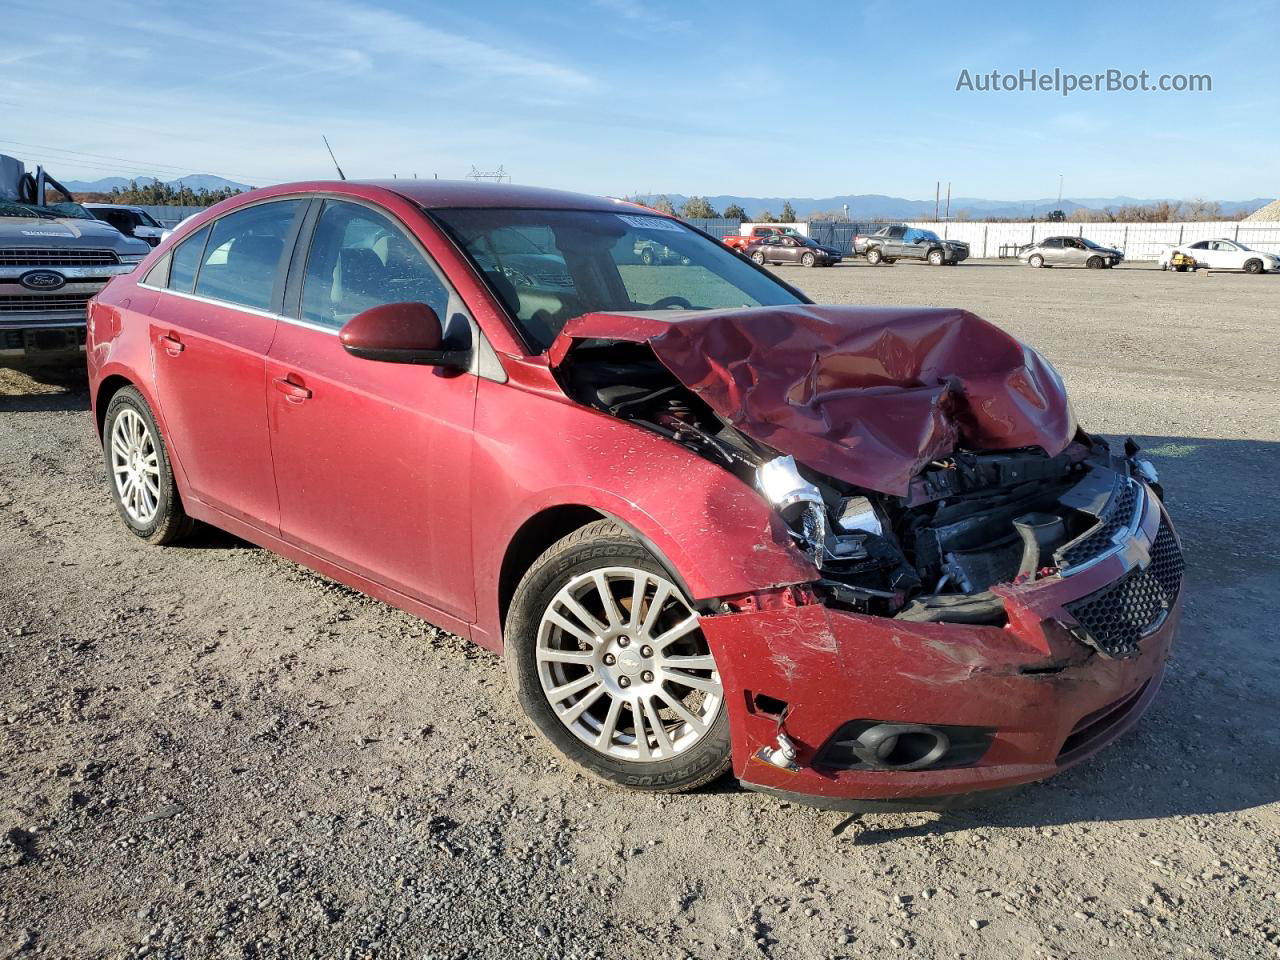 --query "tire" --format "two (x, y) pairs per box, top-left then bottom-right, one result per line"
(927, 249), (945, 266)
(1244, 259), (1263, 275)
(1086, 256), (1103, 270)
(102, 385), (193, 545)
(801, 252), (816, 267)
(640, 248), (655, 266)
(505, 519), (732, 793)
(866, 248), (882, 265)
(751, 251), (766, 266)
(1175, 265), (1188, 272)
(1028, 254), (1044, 269)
